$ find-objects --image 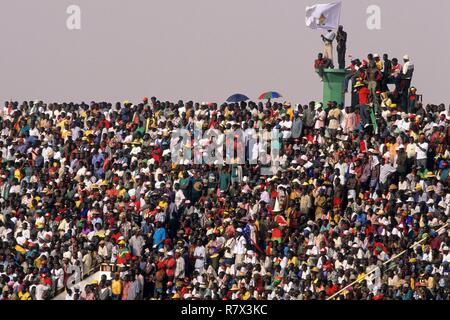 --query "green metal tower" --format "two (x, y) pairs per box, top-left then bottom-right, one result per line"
(322, 68), (349, 106)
